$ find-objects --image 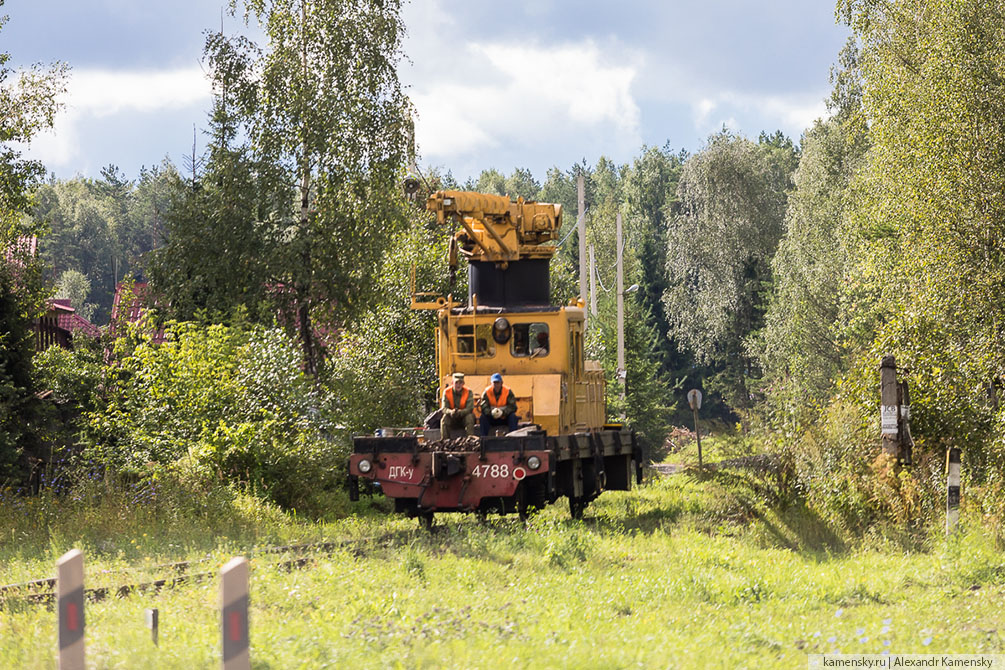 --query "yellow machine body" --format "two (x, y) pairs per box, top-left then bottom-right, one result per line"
(416, 190), (608, 435)
(434, 302), (606, 435)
